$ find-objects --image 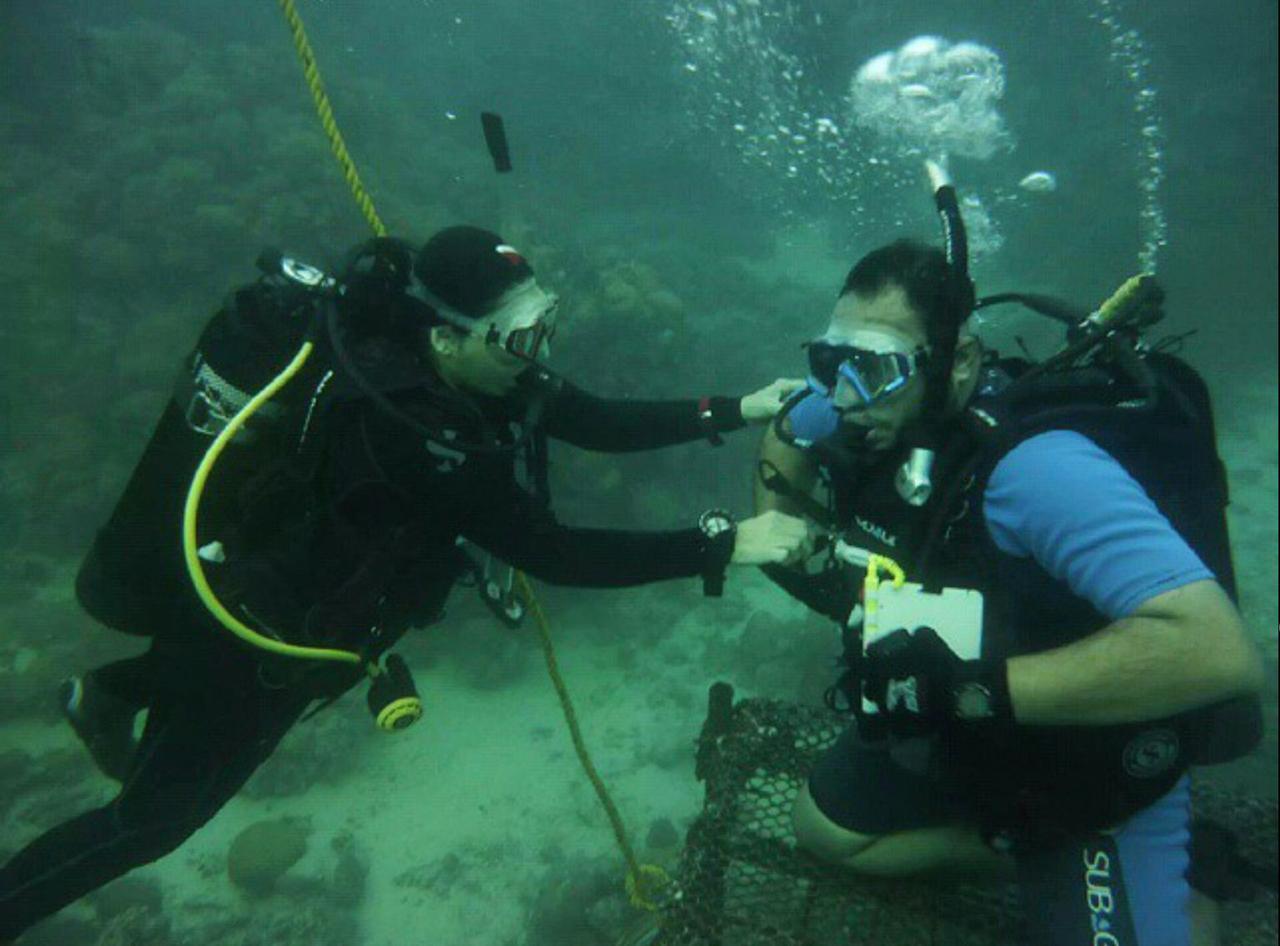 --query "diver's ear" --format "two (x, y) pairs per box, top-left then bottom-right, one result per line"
(949, 335), (982, 403)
